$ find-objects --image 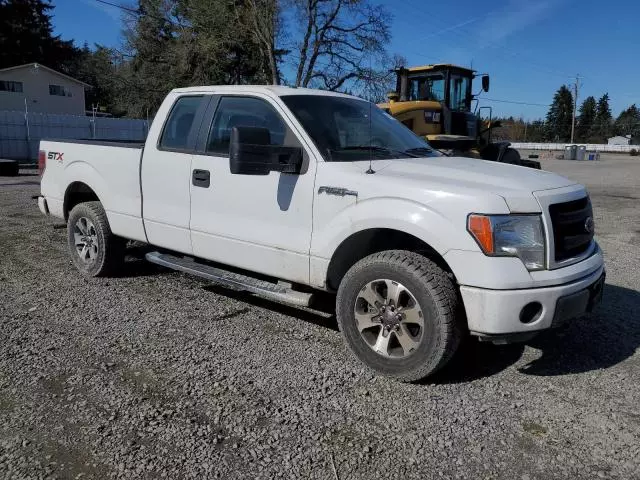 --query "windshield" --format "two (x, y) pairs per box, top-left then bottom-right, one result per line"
(408, 74), (445, 102)
(281, 94), (441, 161)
